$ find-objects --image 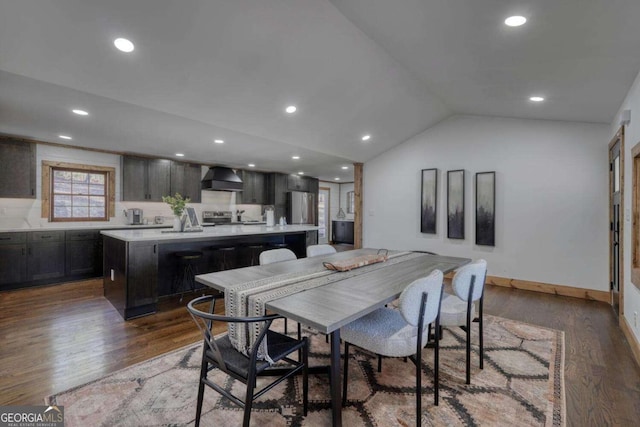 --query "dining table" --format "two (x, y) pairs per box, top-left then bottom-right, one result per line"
(195, 248), (471, 427)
